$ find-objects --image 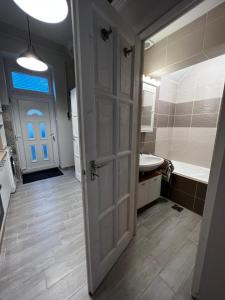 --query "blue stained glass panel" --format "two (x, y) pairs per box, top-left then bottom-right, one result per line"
(42, 144), (49, 160)
(27, 109), (43, 116)
(11, 71), (49, 93)
(40, 122), (47, 139)
(27, 123), (35, 139)
(30, 145), (37, 161)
